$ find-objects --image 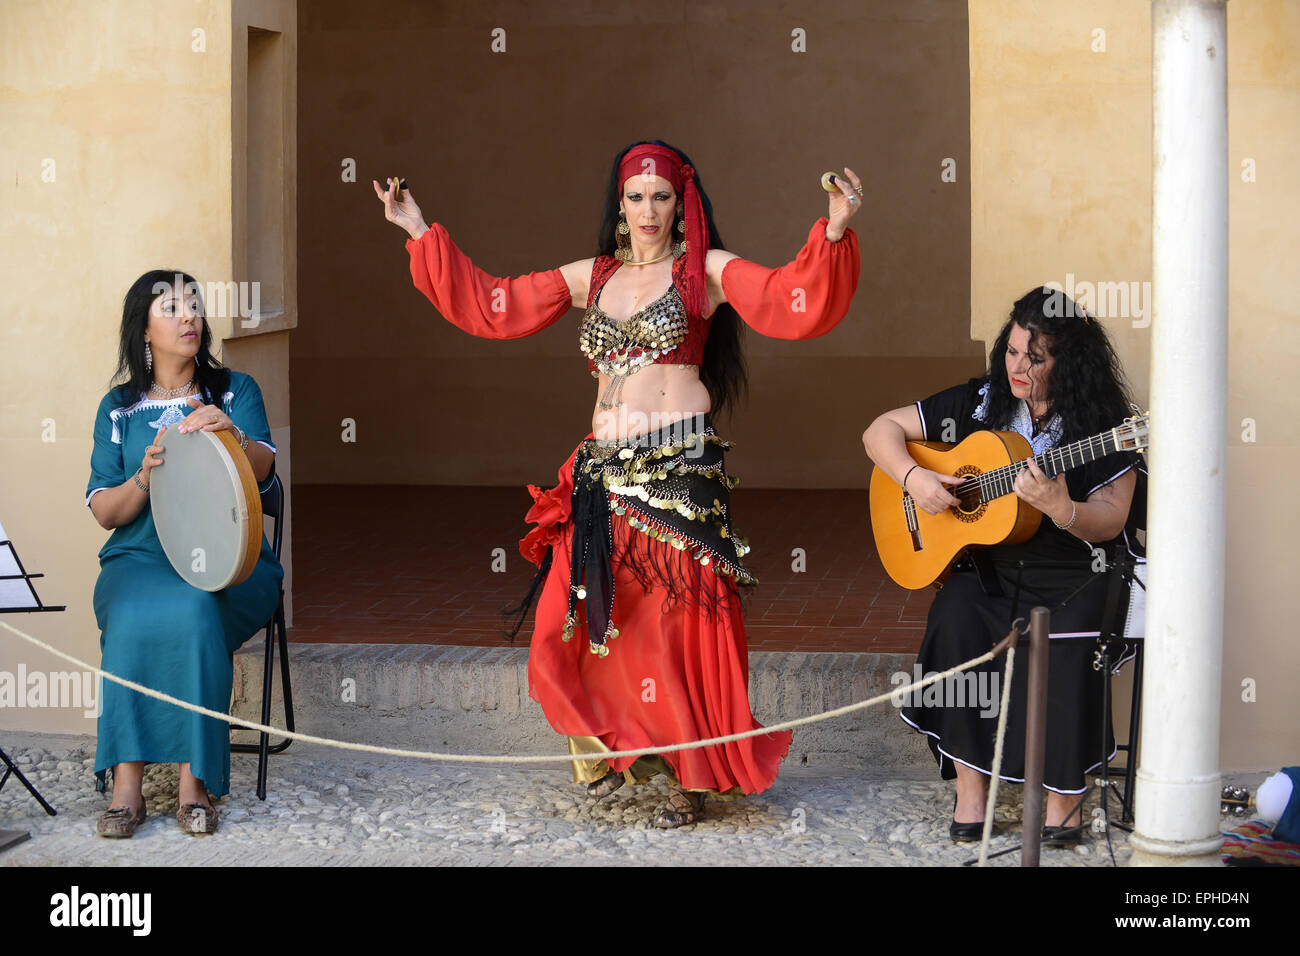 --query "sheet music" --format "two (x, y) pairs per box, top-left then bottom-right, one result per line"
(0, 517), (41, 609)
